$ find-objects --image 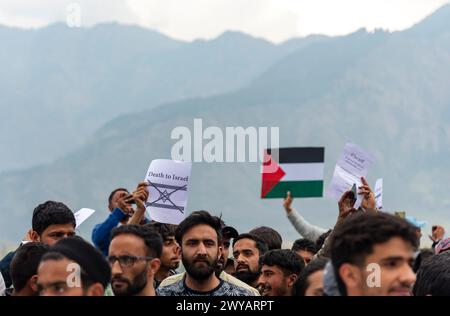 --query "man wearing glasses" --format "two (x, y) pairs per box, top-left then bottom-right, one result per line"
(108, 225), (162, 296)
